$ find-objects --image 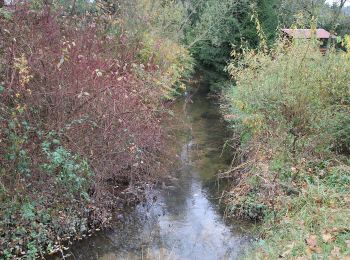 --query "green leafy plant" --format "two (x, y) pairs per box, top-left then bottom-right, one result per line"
(223, 32), (350, 258)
